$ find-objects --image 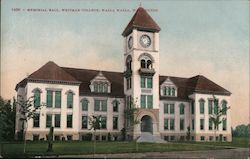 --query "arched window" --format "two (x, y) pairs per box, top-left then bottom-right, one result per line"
(172, 88), (176, 96)
(221, 100), (227, 115)
(67, 92), (74, 108)
(33, 89), (41, 108)
(82, 99), (89, 111)
(141, 59), (146, 68)
(113, 100), (119, 112)
(146, 60), (152, 69)
(199, 99), (205, 114)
